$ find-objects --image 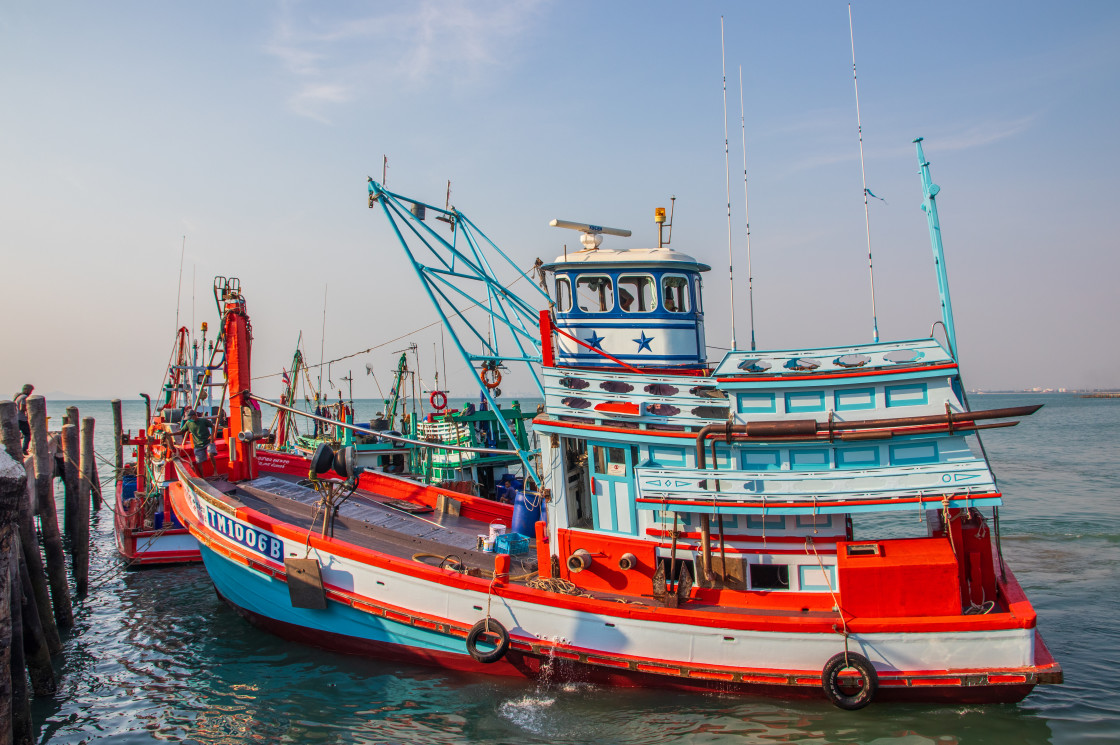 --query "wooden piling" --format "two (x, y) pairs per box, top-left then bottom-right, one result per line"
(9, 542), (32, 745)
(18, 458), (59, 656)
(27, 397), (73, 630)
(0, 402), (19, 462)
(61, 424), (79, 539)
(90, 460), (103, 511)
(1, 450), (26, 745)
(112, 398), (123, 476)
(17, 550), (54, 696)
(75, 418), (93, 597)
